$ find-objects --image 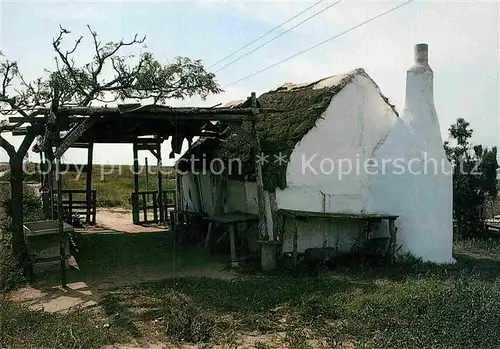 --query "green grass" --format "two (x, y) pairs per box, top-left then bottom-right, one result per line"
(0, 298), (128, 349)
(62, 164), (176, 208)
(102, 263), (500, 348)
(38, 230), (224, 290)
(0, 163), (177, 208)
(3, 238), (500, 348)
